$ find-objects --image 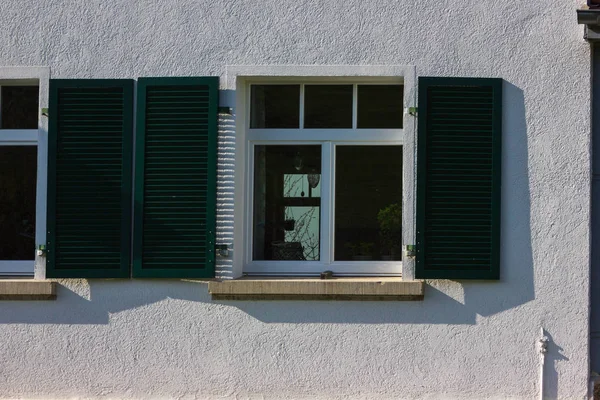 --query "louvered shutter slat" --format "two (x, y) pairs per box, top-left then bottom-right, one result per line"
(133, 77), (217, 278)
(416, 77), (502, 280)
(46, 80), (133, 278)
